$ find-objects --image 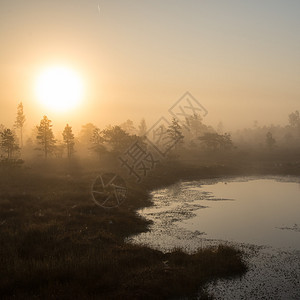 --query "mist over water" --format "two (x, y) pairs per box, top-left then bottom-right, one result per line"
(130, 177), (300, 299)
(1, 1), (300, 298)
